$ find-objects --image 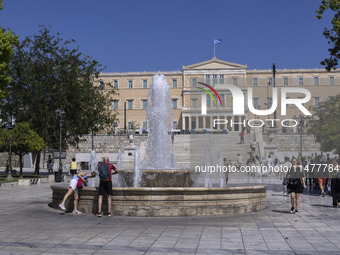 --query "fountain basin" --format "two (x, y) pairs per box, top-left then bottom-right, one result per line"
(119, 169), (194, 187)
(51, 184), (267, 216)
